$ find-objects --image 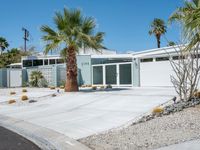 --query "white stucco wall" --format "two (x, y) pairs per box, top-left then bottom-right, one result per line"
(140, 61), (175, 87)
